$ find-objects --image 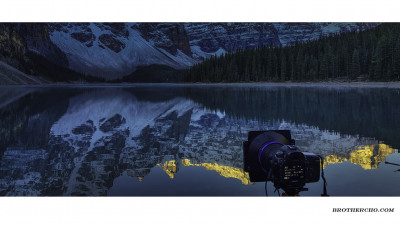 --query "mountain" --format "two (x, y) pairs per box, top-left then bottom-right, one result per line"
(0, 23), (378, 82)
